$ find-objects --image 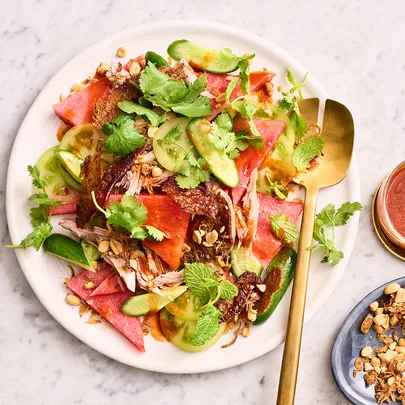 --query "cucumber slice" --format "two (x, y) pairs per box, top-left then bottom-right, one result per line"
(187, 118), (239, 187)
(167, 40), (240, 74)
(145, 51), (169, 67)
(121, 286), (187, 317)
(55, 150), (83, 183)
(254, 247), (297, 325)
(160, 308), (225, 352)
(153, 117), (195, 172)
(43, 233), (93, 270)
(81, 240), (100, 266)
(58, 163), (83, 192)
(36, 146), (81, 204)
(257, 106), (297, 193)
(165, 290), (203, 320)
(59, 123), (104, 160)
(231, 248), (262, 278)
